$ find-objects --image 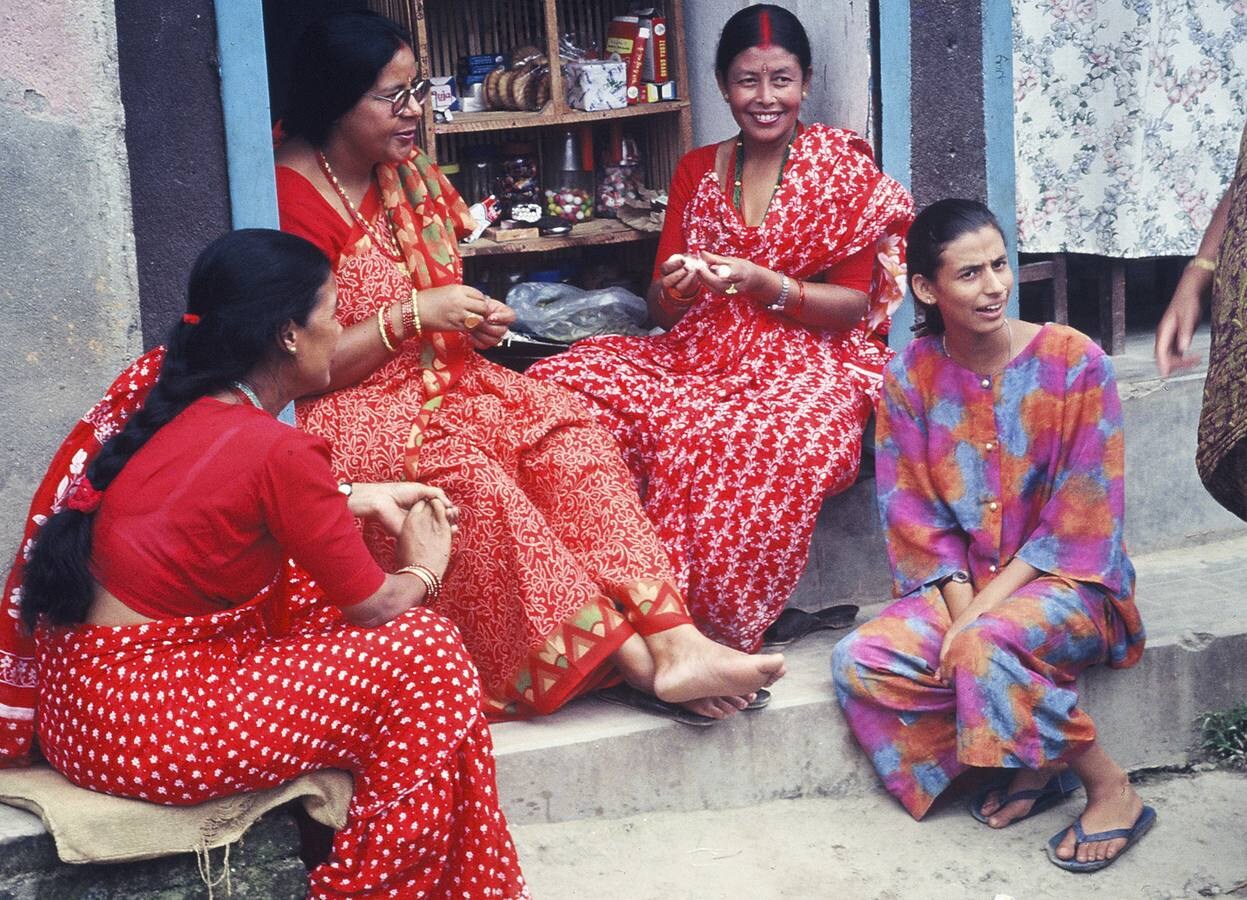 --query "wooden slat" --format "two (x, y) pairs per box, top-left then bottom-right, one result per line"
(1017, 260), (1054, 283)
(459, 218), (658, 257)
(434, 99), (689, 135)
(1051, 253), (1068, 324)
(1098, 257), (1126, 355)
